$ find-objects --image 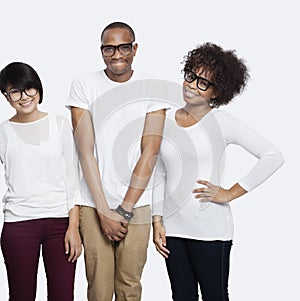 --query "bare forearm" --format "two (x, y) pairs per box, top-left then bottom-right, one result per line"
(70, 107), (129, 240)
(227, 183), (248, 201)
(78, 150), (109, 213)
(71, 107), (109, 213)
(121, 151), (157, 210)
(121, 109), (166, 210)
